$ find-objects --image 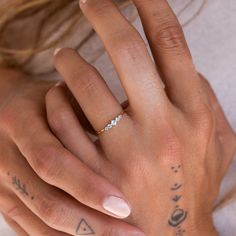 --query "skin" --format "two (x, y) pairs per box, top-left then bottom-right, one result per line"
(45, 0), (236, 235)
(0, 69), (144, 235)
(0, 0), (235, 236)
